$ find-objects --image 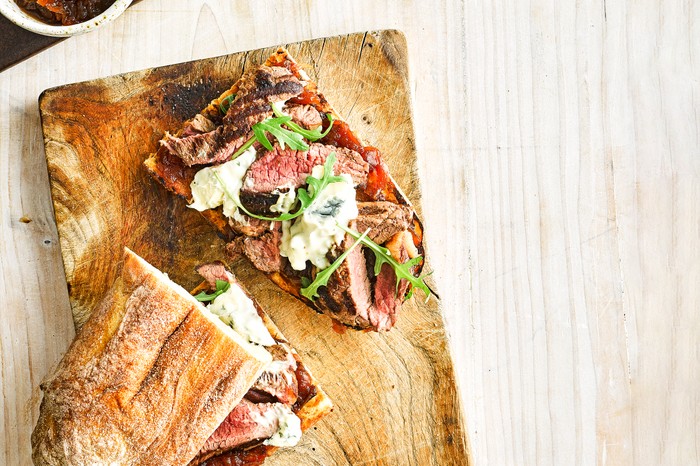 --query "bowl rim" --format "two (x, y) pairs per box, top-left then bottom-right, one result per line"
(0, 0), (132, 37)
